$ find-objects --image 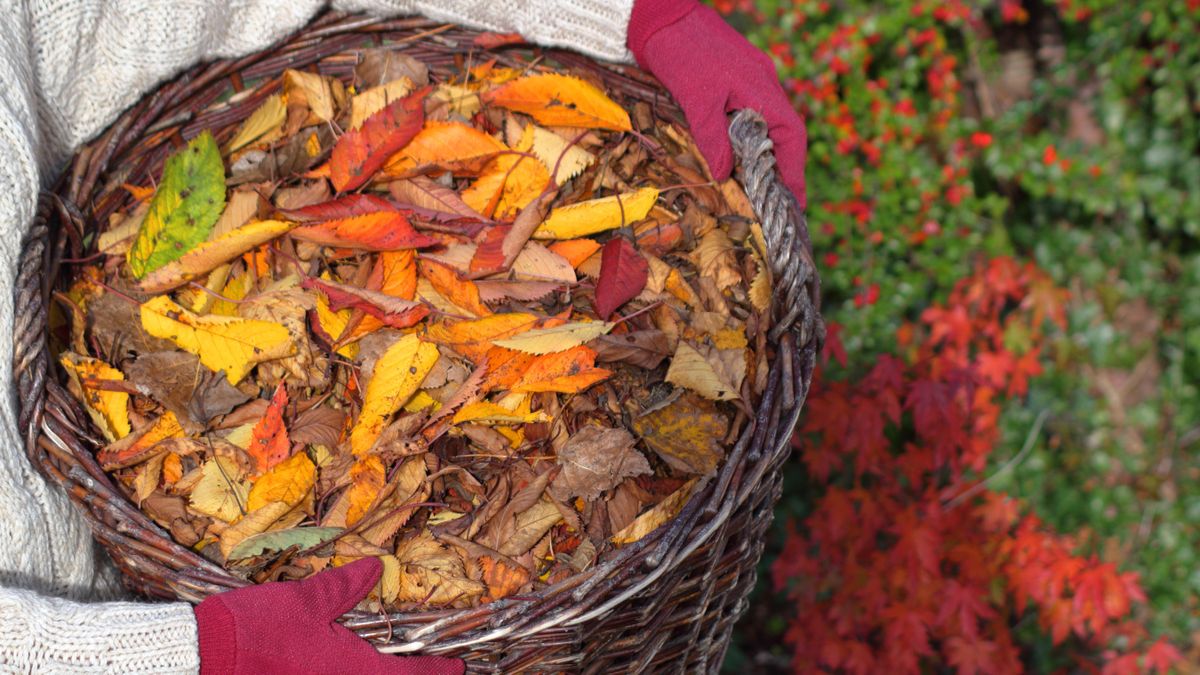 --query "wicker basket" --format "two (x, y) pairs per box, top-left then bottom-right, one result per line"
(13, 13), (821, 673)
